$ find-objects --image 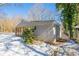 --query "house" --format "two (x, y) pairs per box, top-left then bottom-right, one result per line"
(15, 20), (61, 41)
